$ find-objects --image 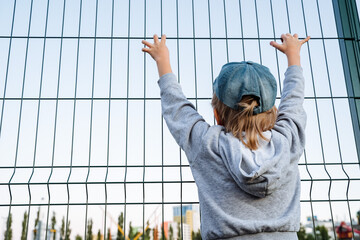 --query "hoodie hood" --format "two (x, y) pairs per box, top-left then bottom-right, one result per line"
(219, 130), (286, 198)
